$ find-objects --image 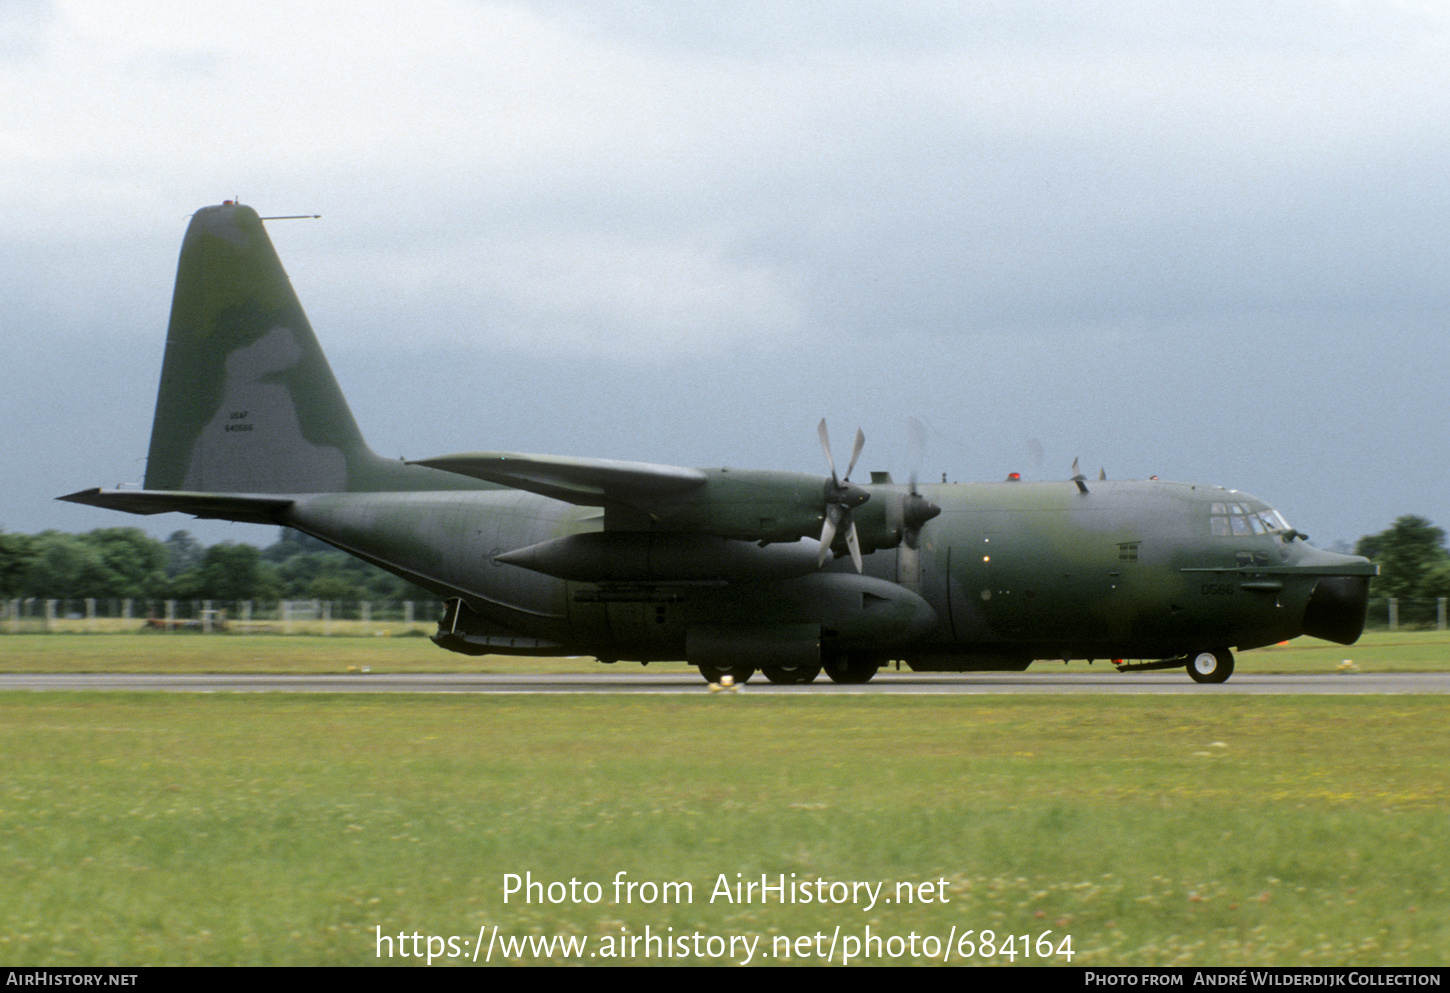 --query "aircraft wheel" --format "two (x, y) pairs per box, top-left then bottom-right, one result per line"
(697, 664), (755, 685)
(761, 665), (821, 685)
(1186, 649), (1234, 684)
(823, 656), (879, 684)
